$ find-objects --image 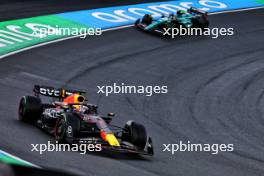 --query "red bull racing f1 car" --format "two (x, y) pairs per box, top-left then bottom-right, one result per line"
(18, 85), (154, 156)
